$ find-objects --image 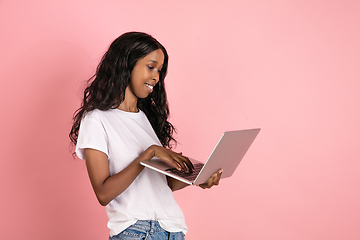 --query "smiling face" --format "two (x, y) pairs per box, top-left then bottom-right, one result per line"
(128, 49), (165, 99)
